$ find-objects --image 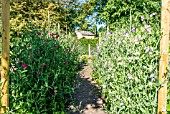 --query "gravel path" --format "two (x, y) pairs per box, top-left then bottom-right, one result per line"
(69, 60), (107, 114)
